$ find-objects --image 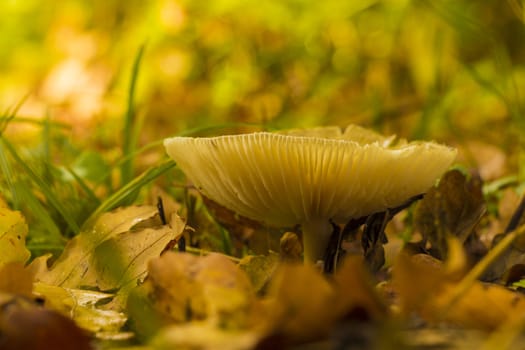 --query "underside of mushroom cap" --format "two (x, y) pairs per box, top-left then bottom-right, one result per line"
(164, 126), (457, 228)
